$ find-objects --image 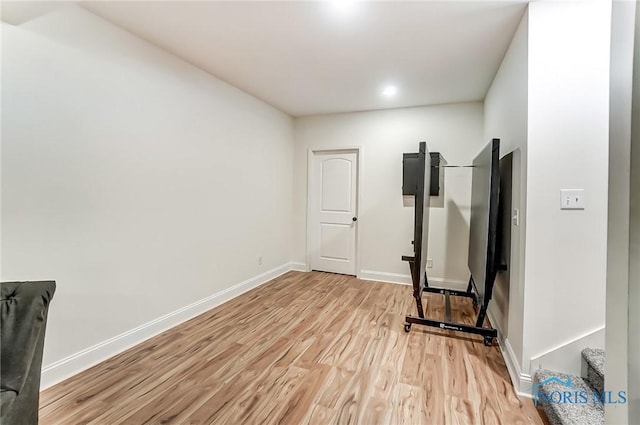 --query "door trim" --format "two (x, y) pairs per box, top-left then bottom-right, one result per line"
(306, 146), (363, 278)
